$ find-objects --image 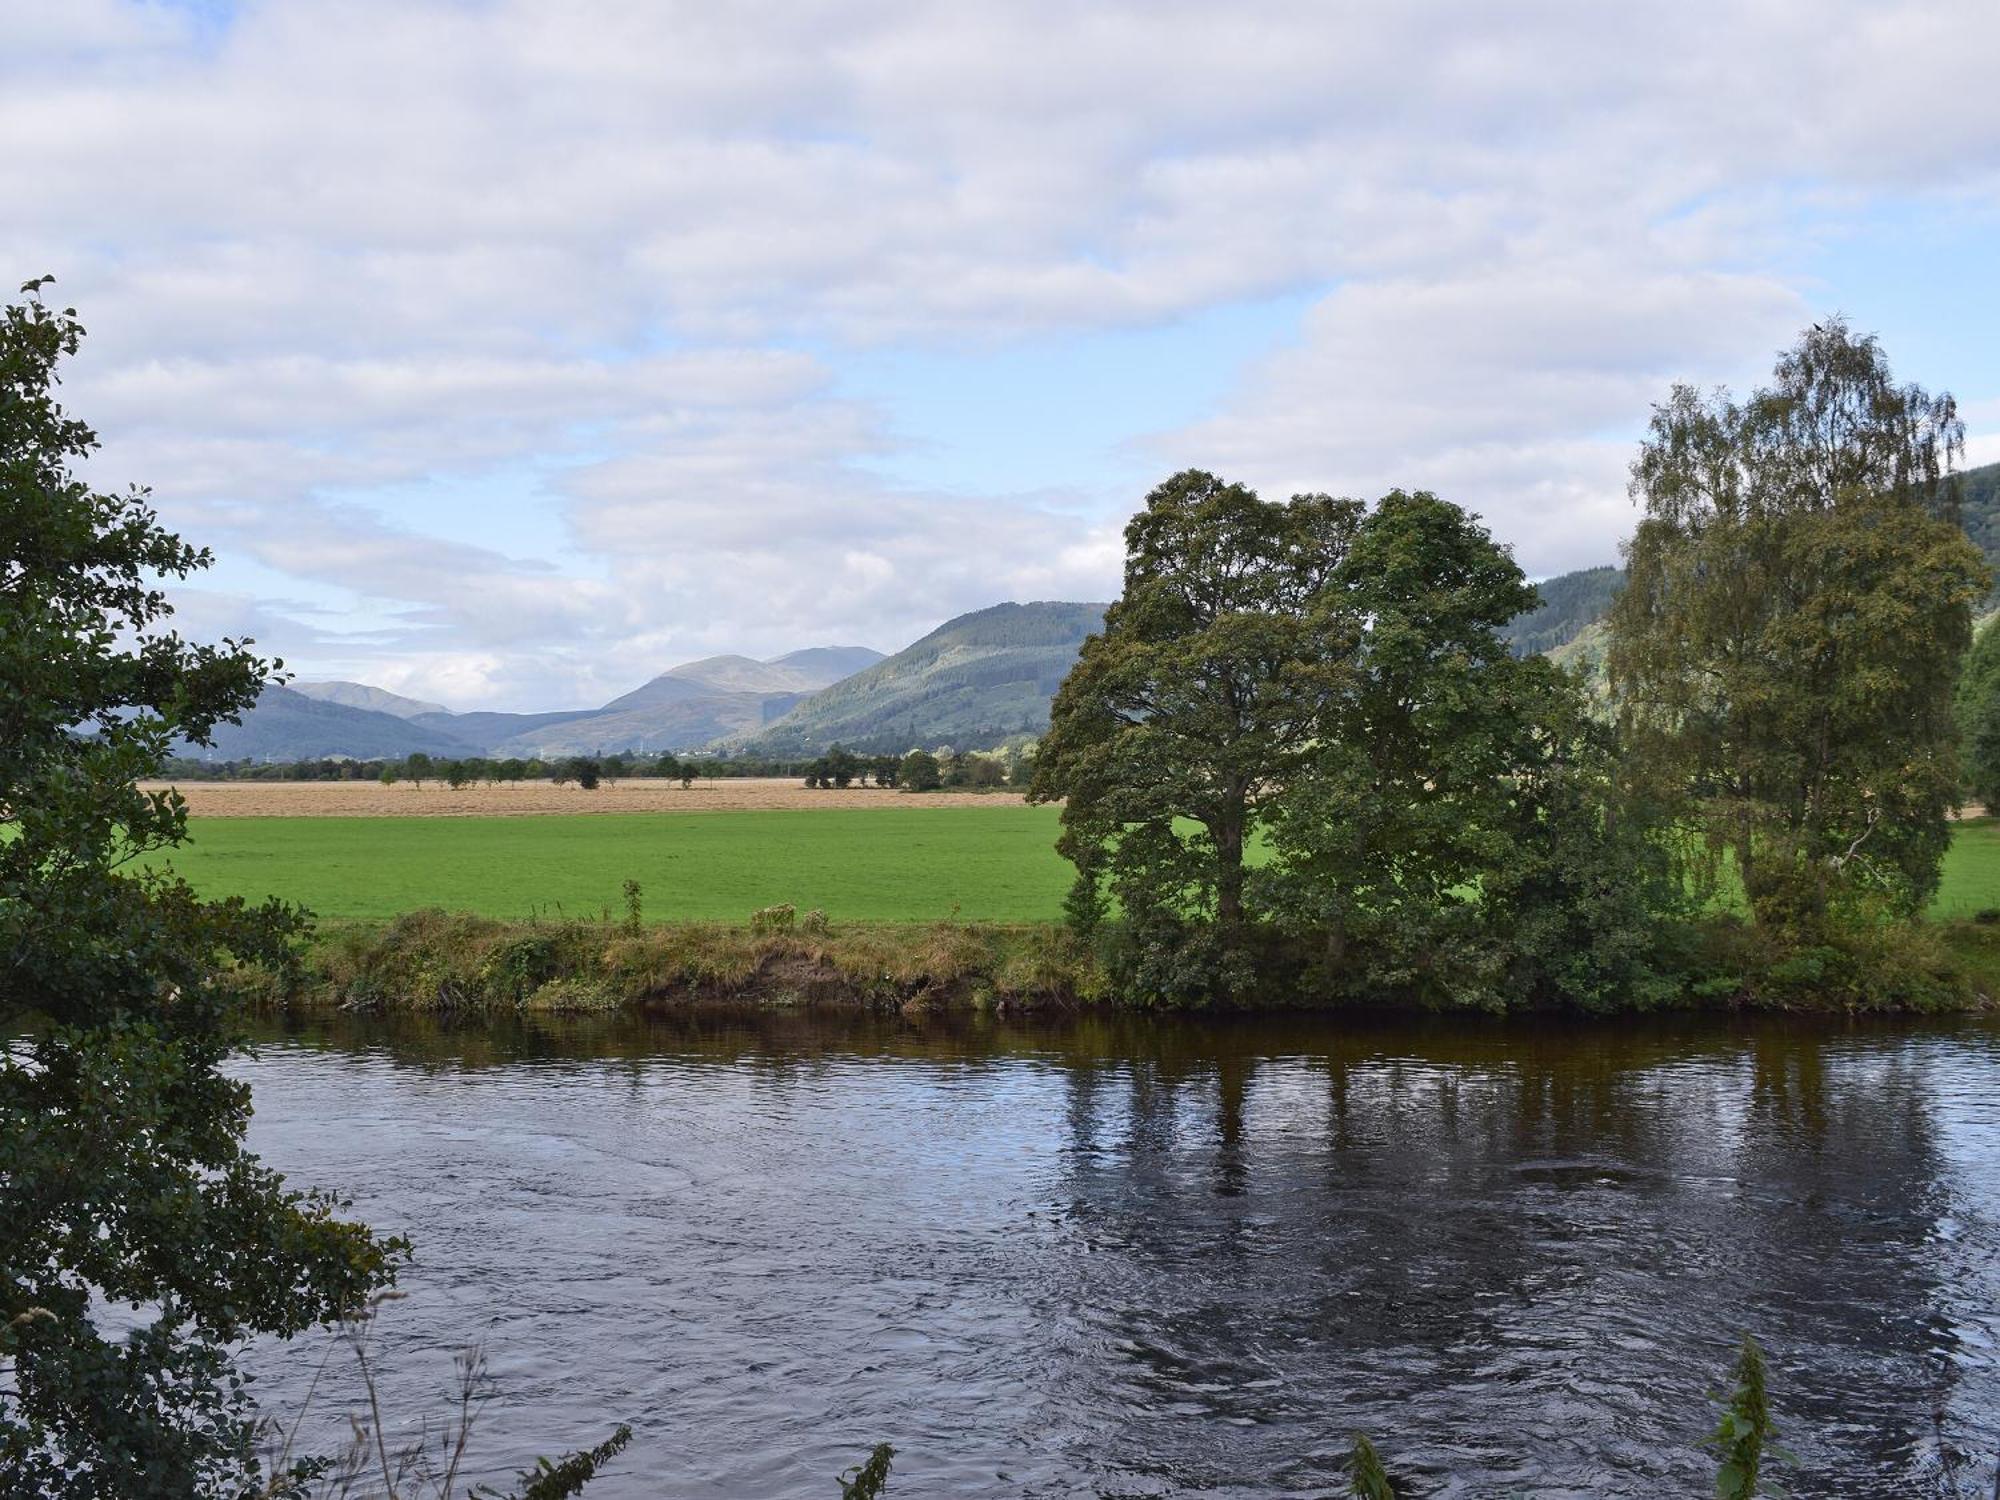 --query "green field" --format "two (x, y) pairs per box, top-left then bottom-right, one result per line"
(154, 808), (2000, 927)
(155, 807), (1074, 924)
